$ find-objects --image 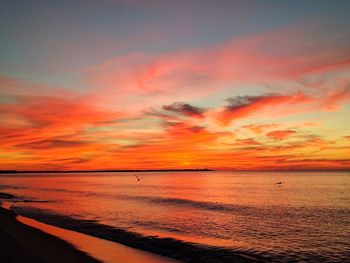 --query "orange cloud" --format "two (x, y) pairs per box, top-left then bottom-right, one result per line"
(266, 130), (297, 140)
(0, 95), (123, 153)
(243, 124), (279, 134)
(234, 138), (261, 146)
(217, 92), (311, 125)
